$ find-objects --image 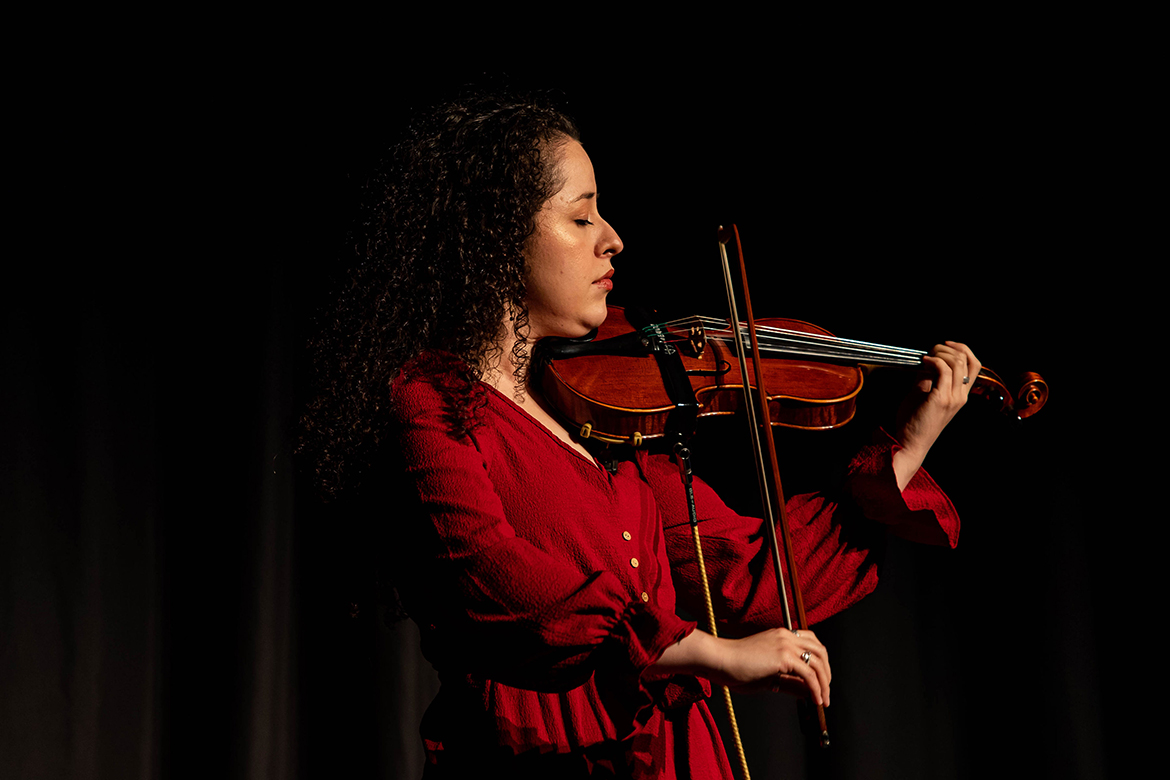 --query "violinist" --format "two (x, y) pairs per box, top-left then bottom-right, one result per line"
(302, 91), (979, 779)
